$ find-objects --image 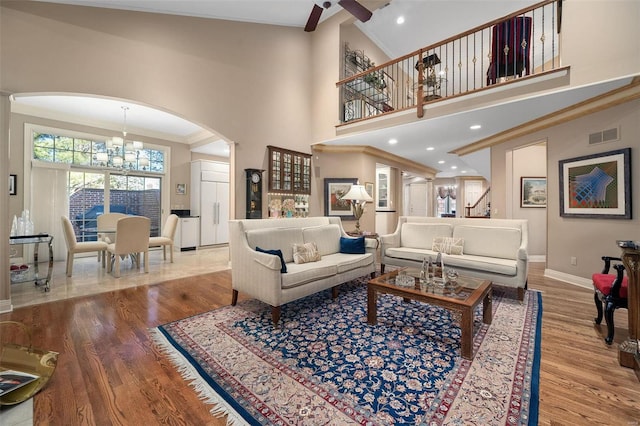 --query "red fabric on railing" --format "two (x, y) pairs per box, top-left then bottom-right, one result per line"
(486, 16), (532, 85)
